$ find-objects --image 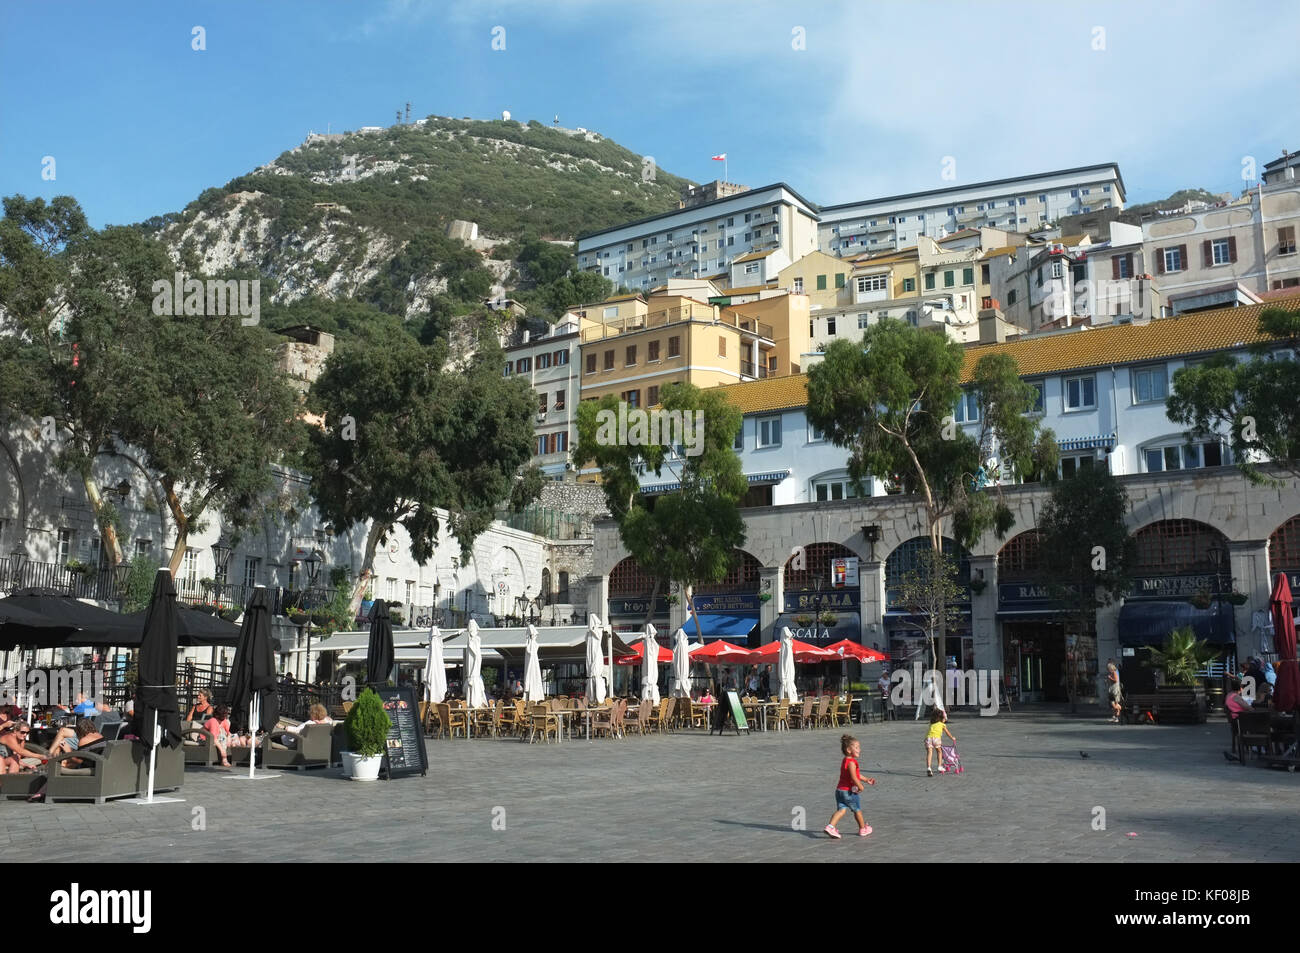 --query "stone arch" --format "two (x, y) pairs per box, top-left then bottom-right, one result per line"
(1268, 515), (1300, 574)
(884, 535), (971, 590)
(697, 549), (763, 594)
(1130, 518), (1228, 575)
(996, 530), (1044, 582)
(540, 567), (552, 604)
(783, 542), (858, 591)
